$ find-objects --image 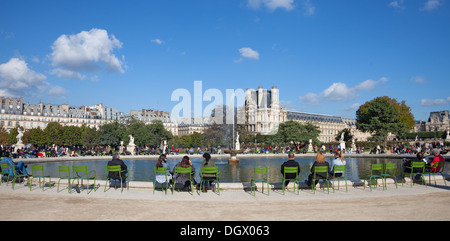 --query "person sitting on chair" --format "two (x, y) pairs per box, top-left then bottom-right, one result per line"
(0, 152), (30, 178)
(330, 151), (346, 178)
(200, 153), (216, 192)
(280, 153), (300, 187)
(306, 152), (330, 187)
(107, 152), (128, 188)
(172, 156), (196, 190)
